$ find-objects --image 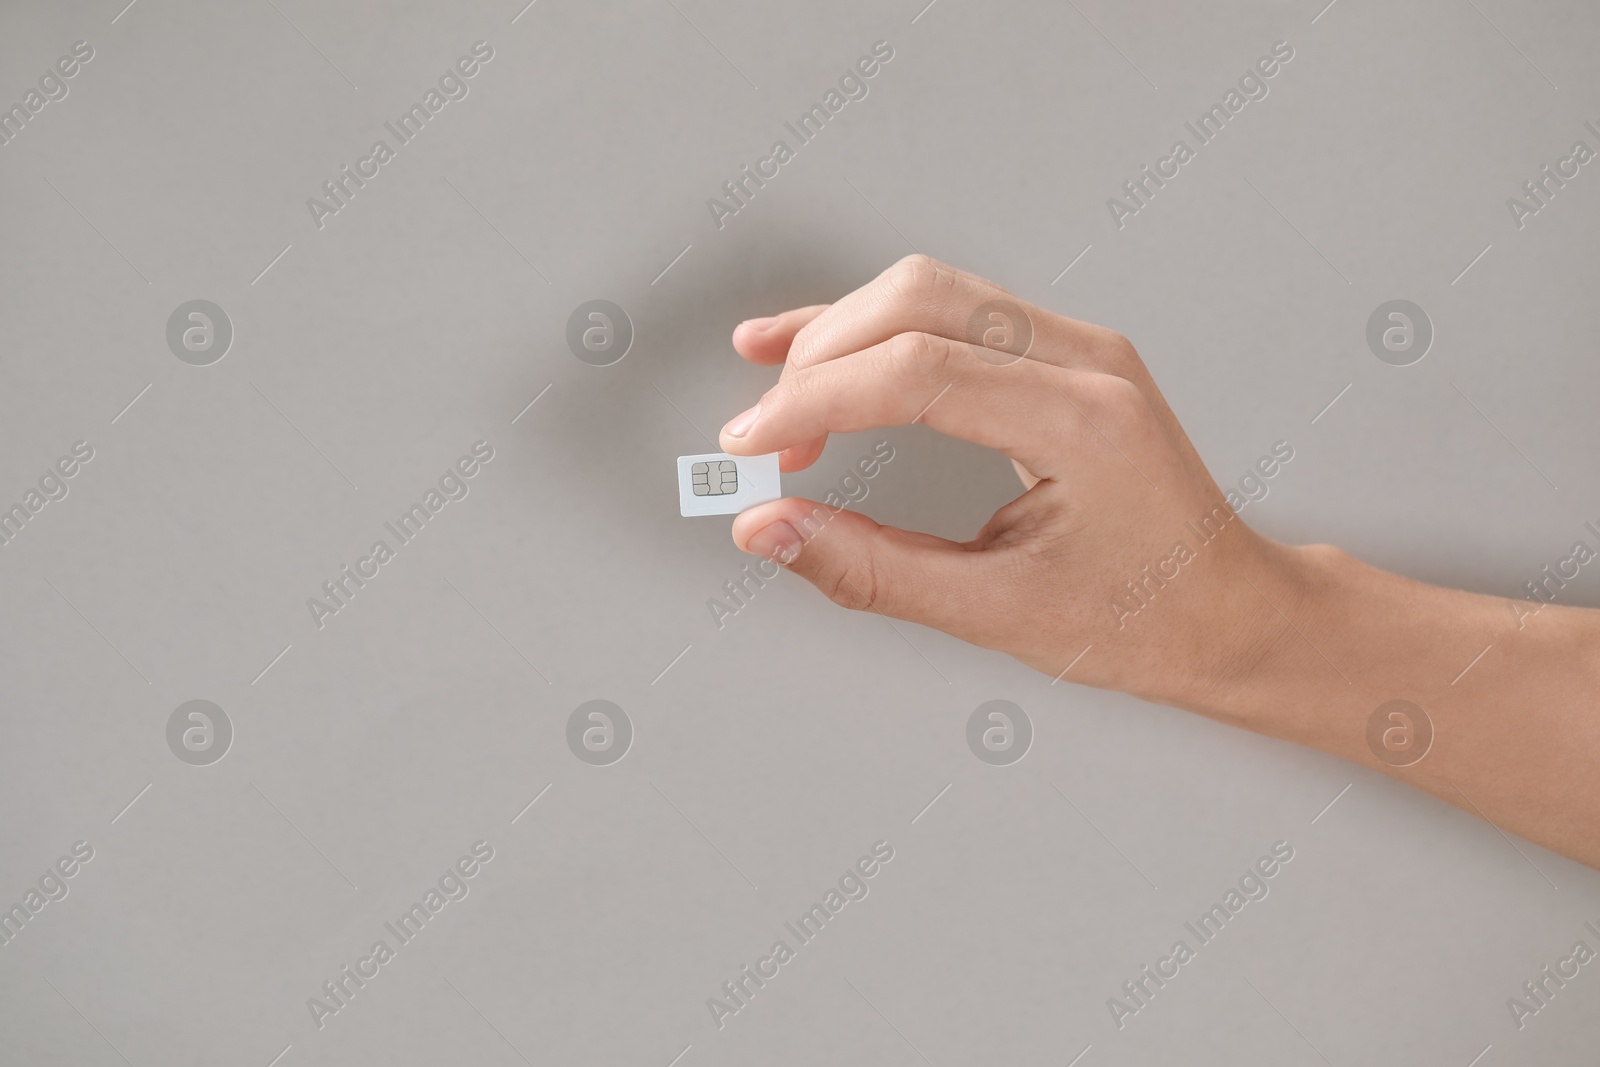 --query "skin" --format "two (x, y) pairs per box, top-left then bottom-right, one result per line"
(718, 255), (1600, 871)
